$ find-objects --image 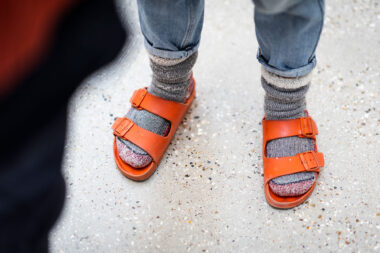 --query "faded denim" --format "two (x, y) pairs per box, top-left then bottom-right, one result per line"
(137, 0), (324, 77)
